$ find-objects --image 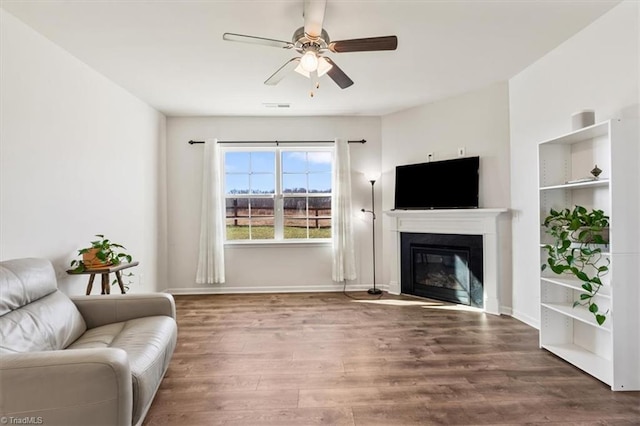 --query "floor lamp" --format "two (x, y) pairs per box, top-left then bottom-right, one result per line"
(361, 178), (381, 295)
